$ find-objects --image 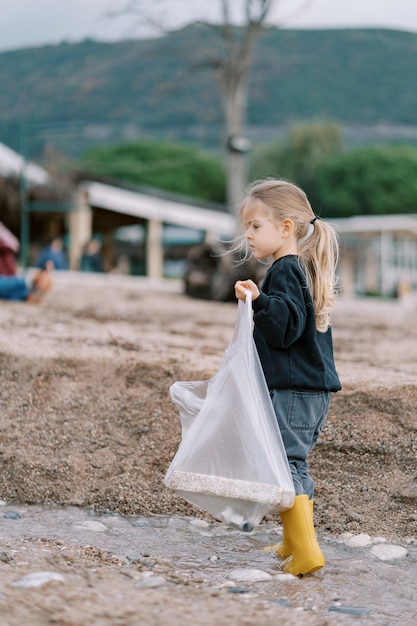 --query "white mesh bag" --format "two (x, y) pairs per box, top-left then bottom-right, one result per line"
(164, 293), (295, 530)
